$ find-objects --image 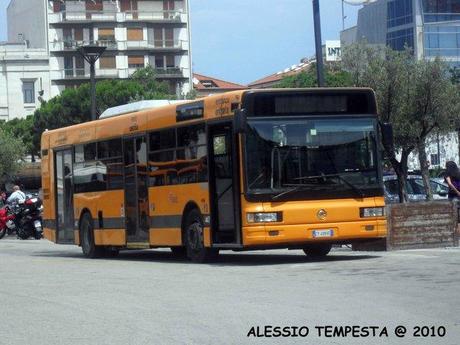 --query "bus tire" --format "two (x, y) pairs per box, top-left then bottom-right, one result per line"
(80, 212), (104, 259)
(170, 246), (187, 257)
(303, 244), (332, 258)
(184, 209), (218, 263)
